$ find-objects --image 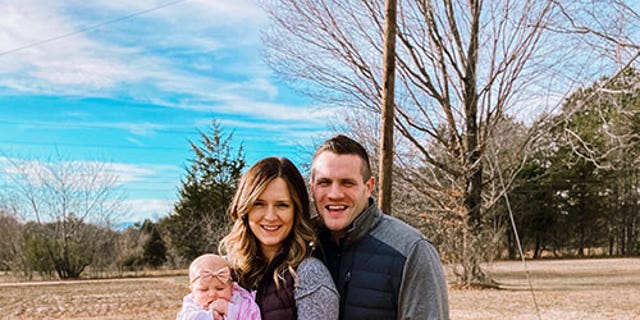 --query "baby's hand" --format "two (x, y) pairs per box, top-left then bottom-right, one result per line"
(212, 310), (223, 320)
(210, 299), (229, 320)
